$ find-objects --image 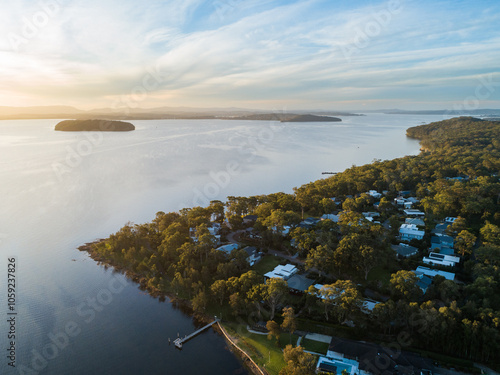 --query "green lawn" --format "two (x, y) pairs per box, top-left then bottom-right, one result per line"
(252, 255), (282, 276)
(300, 338), (329, 354)
(367, 265), (392, 287)
(222, 322), (299, 375)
